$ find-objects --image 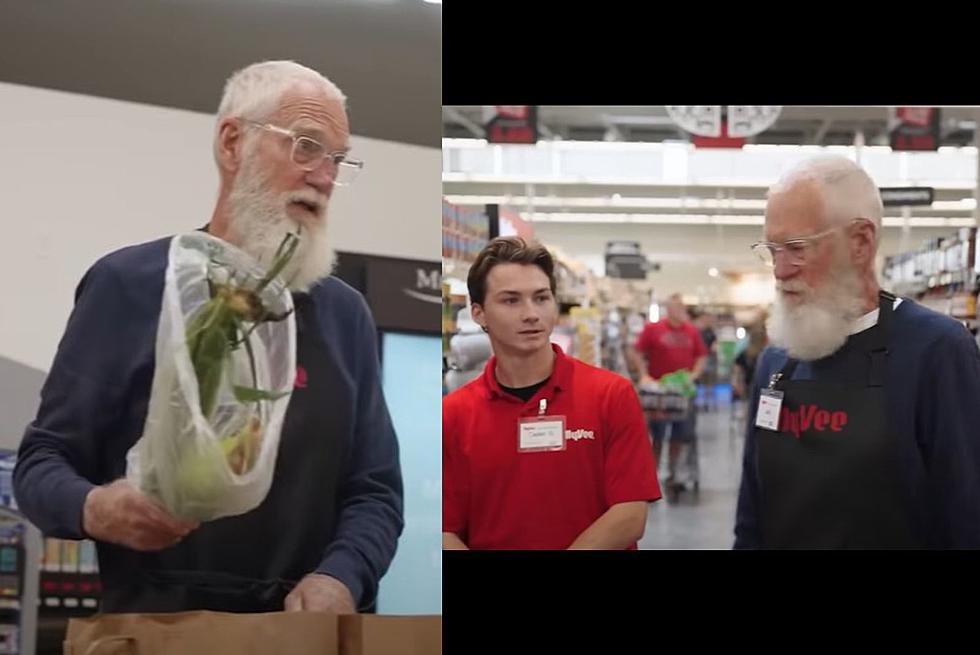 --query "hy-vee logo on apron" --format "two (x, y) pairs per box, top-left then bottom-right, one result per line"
(779, 404), (849, 439)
